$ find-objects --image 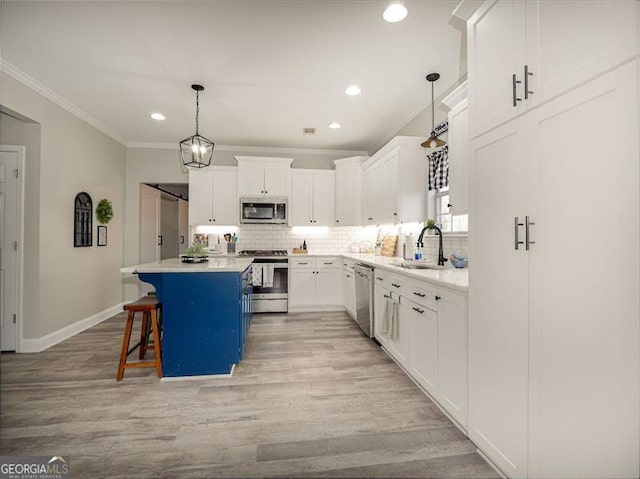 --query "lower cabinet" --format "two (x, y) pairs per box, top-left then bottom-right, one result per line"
(406, 298), (438, 396)
(342, 268), (356, 318)
(289, 257), (342, 310)
(373, 268), (469, 430)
